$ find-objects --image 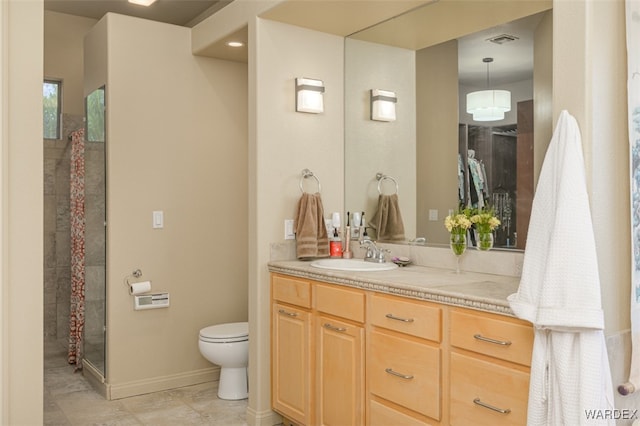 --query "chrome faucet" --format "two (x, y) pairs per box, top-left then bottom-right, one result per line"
(360, 240), (389, 263)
